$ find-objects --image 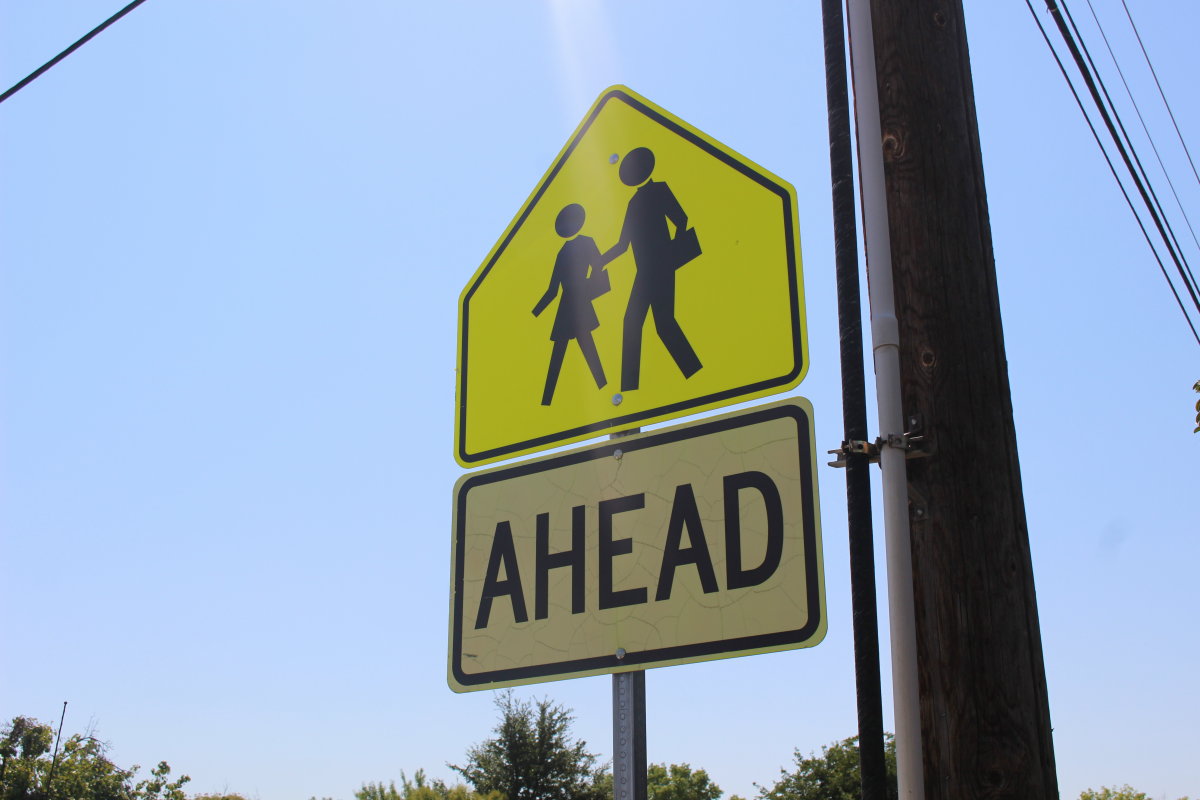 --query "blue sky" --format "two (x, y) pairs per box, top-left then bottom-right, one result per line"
(2, 2), (1196, 800)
